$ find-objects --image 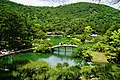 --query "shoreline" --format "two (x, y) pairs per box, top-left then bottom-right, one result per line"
(0, 48), (32, 57)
